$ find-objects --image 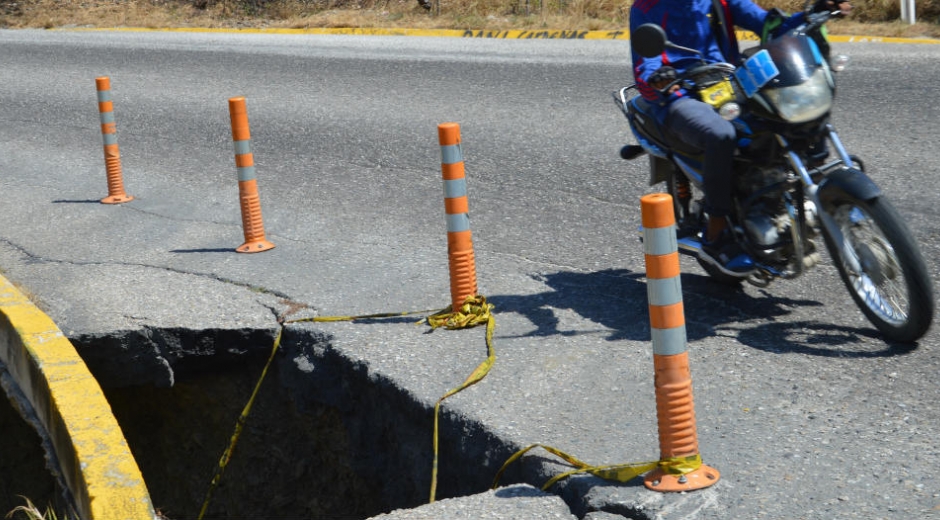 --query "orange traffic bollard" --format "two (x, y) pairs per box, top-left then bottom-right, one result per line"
(95, 77), (133, 204)
(438, 123), (478, 311)
(228, 97), (275, 254)
(641, 193), (719, 492)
